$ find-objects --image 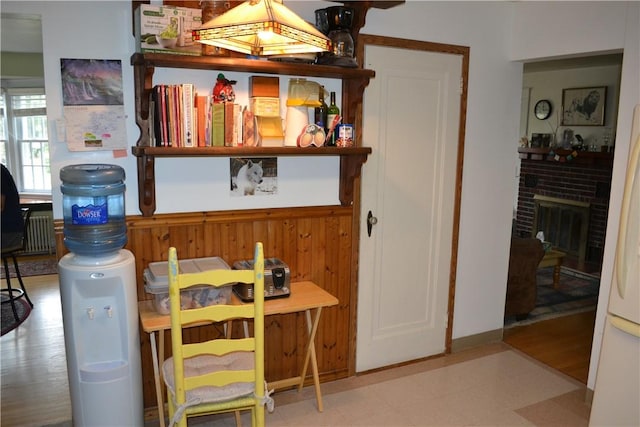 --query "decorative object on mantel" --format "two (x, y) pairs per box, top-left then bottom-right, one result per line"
(517, 147), (613, 167)
(531, 133), (551, 148)
(545, 103), (562, 148)
(561, 128), (574, 149)
(548, 149), (579, 163)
